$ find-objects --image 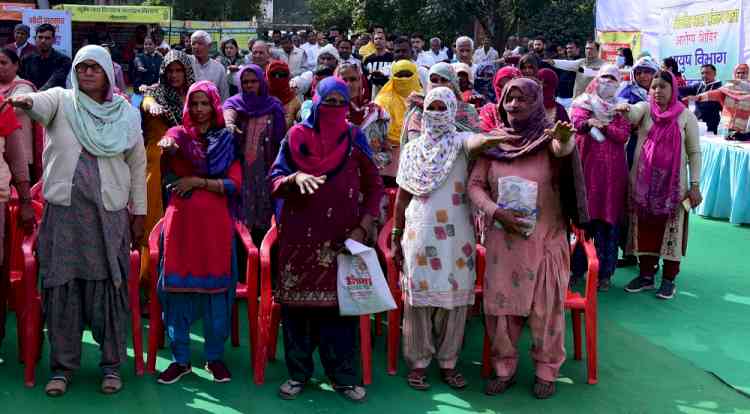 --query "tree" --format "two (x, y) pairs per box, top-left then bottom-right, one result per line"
(307, 0), (356, 32)
(141, 0), (263, 21)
